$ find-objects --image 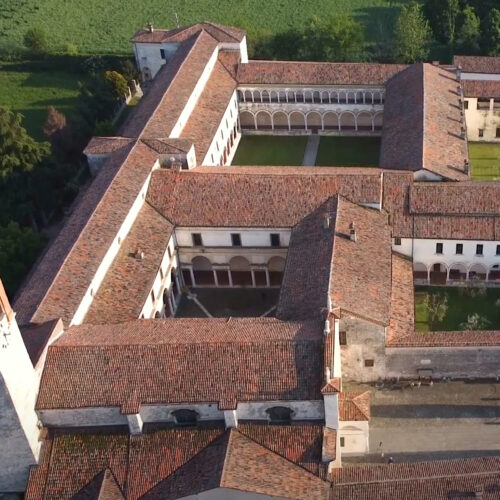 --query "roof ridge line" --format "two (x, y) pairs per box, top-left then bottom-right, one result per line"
(204, 21), (241, 43)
